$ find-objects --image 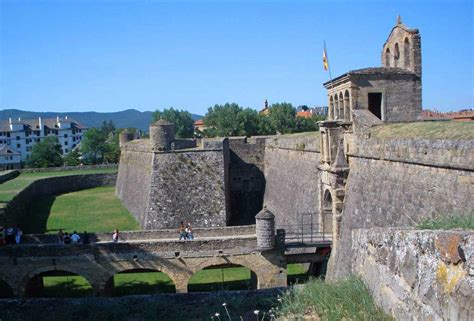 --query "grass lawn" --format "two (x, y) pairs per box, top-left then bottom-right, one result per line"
(370, 121), (474, 140)
(275, 275), (393, 321)
(23, 186), (139, 234)
(36, 264), (308, 297)
(0, 168), (117, 204)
